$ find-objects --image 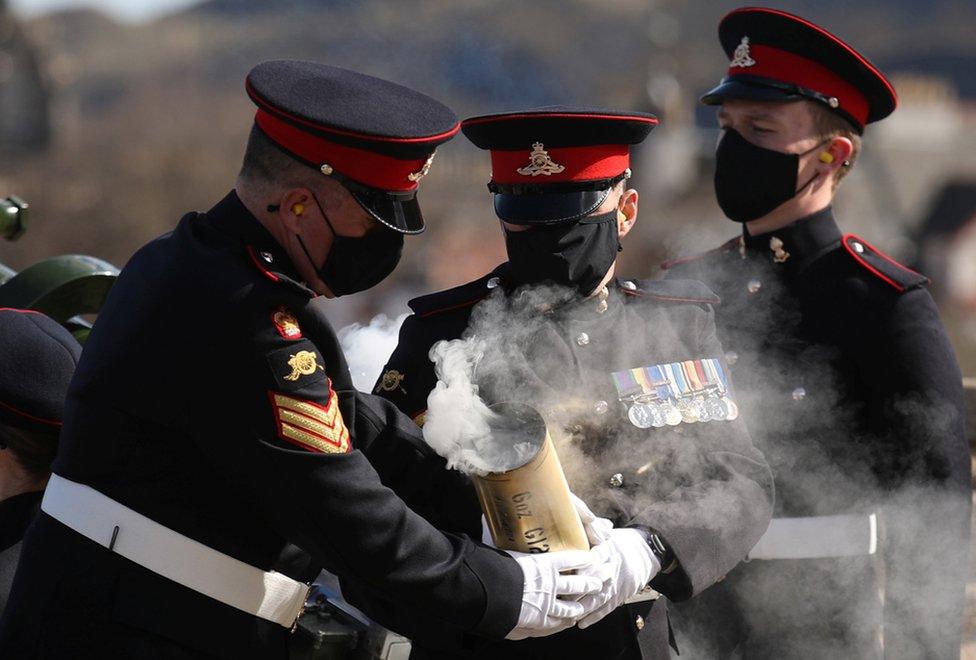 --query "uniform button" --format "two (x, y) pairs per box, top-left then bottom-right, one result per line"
(571, 424), (583, 434)
(792, 387), (807, 401)
(260, 251), (274, 263)
(320, 163), (334, 175)
(725, 351), (739, 365)
(576, 332), (590, 346)
(621, 280), (637, 291)
(594, 400), (608, 415)
(609, 473), (624, 488)
(635, 615), (645, 631)
(486, 277), (501, 289)
(747, 279), (762, 294)
(853, 242), (865, 254)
